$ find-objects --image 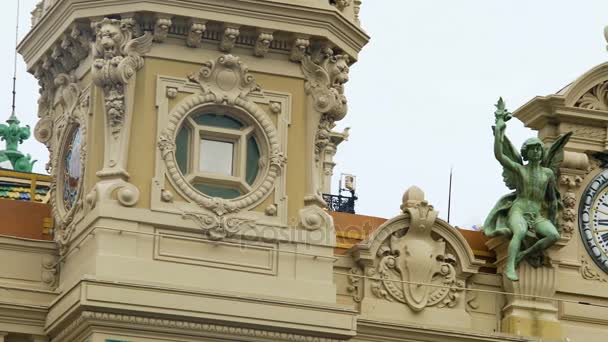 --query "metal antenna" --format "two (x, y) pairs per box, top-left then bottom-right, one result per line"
(11, 0), (21, 117)
(447, 166), (453, 224)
